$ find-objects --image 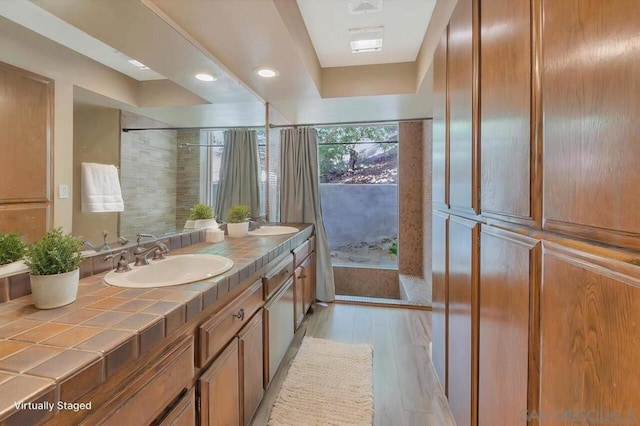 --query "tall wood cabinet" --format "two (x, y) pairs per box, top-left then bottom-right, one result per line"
(432, 0), (640, 424)
(0, 61), (53, 243)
